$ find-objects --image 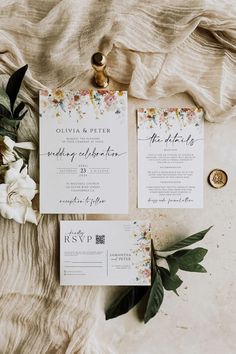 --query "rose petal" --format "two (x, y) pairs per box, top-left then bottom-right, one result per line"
(5, 159), (24, 184)
(9, 159), (23, 172)
(25, 207), (37, 225)
(12, 178), (37, 201)
(15, 142), (36, 150)
(10, 205), (28, 224)
(0, 184), (8, 203)
(5, 168), (21, 184)
(19, 187), (36, 201)
(0, 203), (15, 220)
(12, 174), (36, 189)
(0, 158), (37, 225)
(21, 166), (28, 178)
(24, 175), (37, 189)
(2, 152), (16, 164)
(3, 136), (15, 150)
